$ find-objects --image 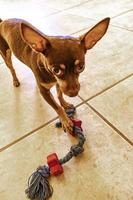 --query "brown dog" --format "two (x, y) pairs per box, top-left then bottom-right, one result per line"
(0, 17), (110, 133)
